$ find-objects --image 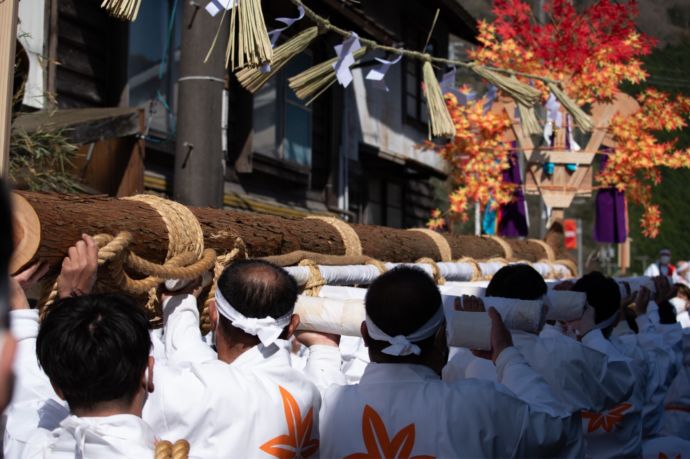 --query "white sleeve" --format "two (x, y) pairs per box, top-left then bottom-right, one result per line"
(442, 348), (477, 383)
(581, 329), (634, 364)
(162, 294), (217, 364)
(303, 345), (345, 393)
(520, 335), (635, 413)
(635, 322), (683, 436)
(8, 309), (55, 404)
(496, 346), (572, 418)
